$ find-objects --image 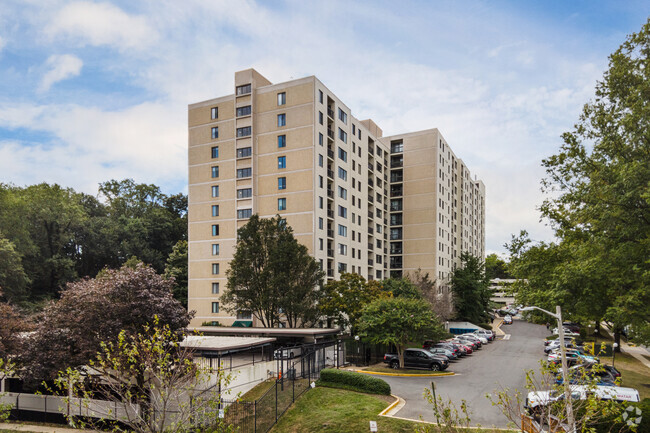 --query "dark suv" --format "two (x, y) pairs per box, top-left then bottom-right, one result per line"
(384, 348), (449, 371)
